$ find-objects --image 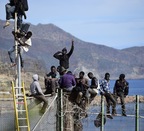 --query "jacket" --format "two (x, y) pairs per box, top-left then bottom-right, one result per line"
(53, 44), (74, 69)
(30, 74), (44, 95)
